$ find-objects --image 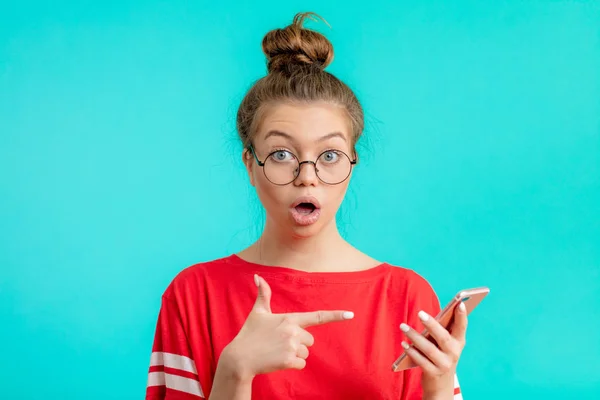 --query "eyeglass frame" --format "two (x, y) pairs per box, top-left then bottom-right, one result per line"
(247, 145), (358, 186)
